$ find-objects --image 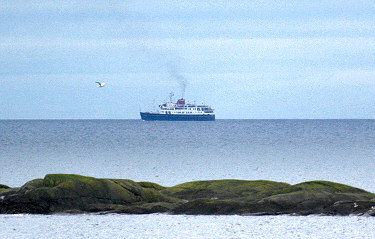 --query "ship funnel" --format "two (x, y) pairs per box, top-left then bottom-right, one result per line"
(177, 99), (185, 105)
